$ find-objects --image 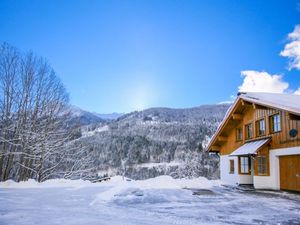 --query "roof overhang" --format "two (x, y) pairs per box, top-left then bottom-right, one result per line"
(241, 93), (300, 116)
(207, 97), (242, 152)
(229, 138), (271, 156)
